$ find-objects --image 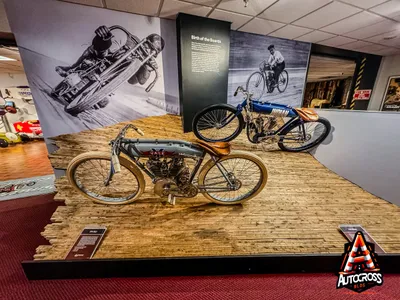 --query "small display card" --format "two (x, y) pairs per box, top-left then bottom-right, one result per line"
(339, 224), (385, 254)
(65, 226), (107, 260)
